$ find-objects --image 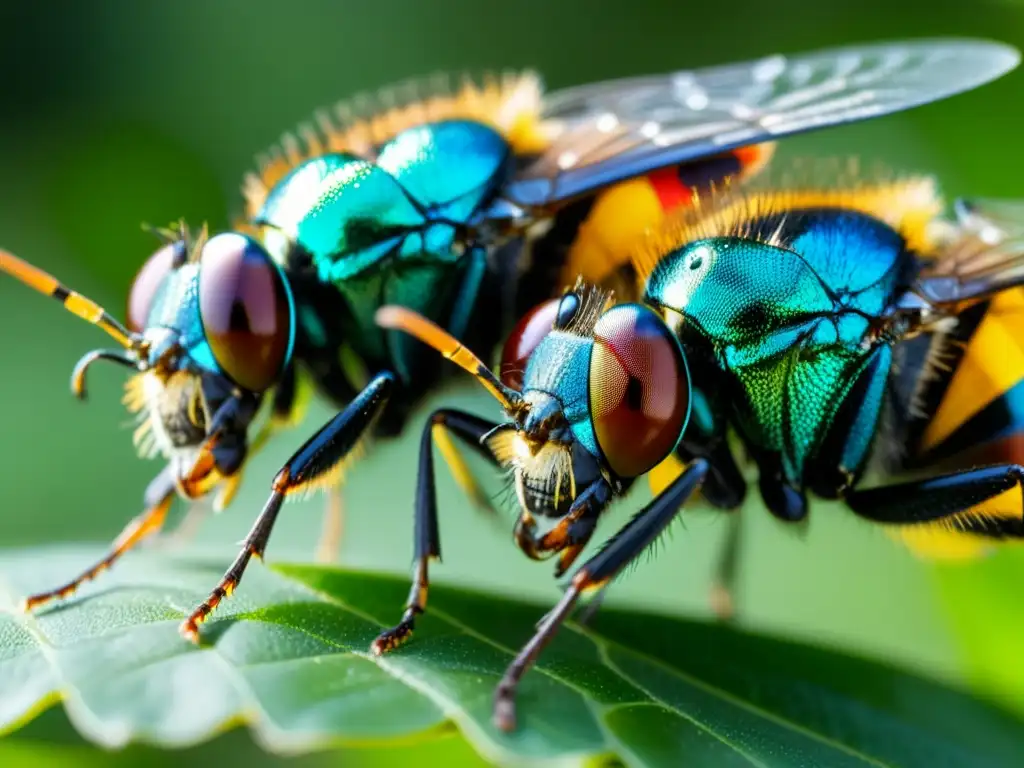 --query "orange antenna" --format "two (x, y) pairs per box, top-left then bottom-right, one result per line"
(1, 249), (139, 350)
(375, 305), (521, 410)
